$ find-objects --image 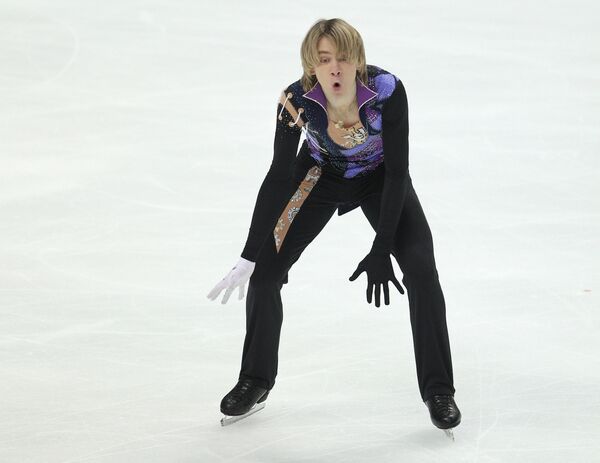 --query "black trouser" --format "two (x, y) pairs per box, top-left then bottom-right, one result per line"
(238, 162), (455, 402)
